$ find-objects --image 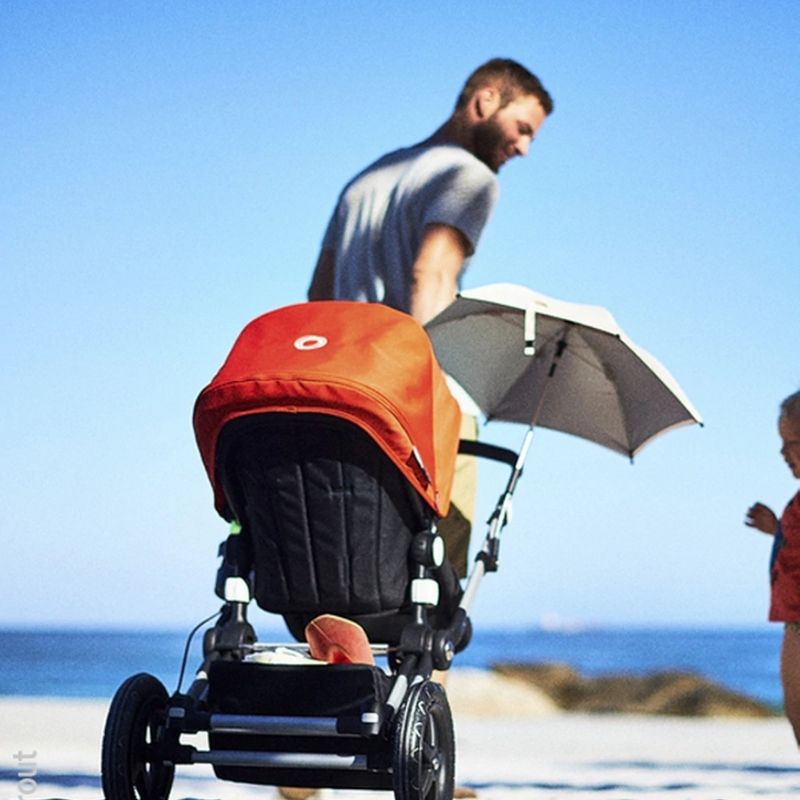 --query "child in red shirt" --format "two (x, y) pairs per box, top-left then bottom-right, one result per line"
(746, 390), (800, 744)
